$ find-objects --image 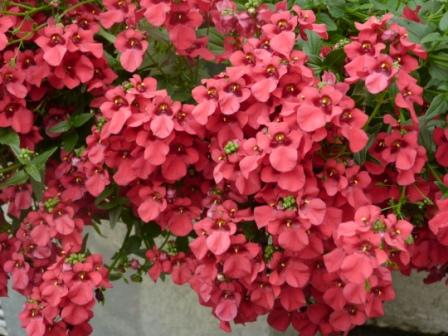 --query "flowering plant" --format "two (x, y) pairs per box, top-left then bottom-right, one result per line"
(0, 0), (448, 335)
